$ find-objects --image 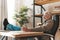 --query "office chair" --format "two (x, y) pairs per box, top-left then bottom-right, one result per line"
(35, 15), (59, 40)
(43, 15), (59, 40)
